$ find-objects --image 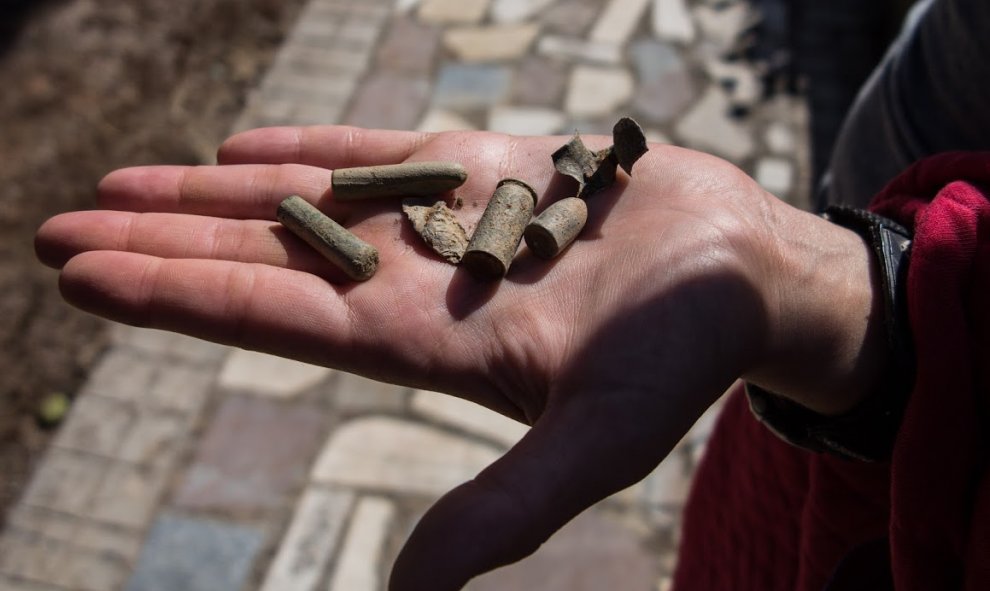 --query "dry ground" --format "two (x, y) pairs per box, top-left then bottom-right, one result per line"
(0, 0), (307, 521)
